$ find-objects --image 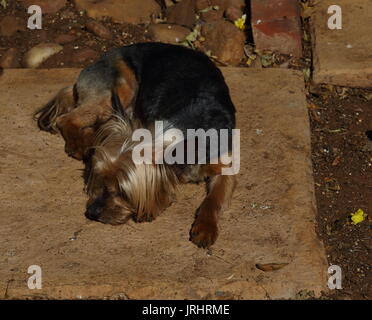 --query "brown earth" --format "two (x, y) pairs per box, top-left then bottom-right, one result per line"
(308, 88), (372, 300)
